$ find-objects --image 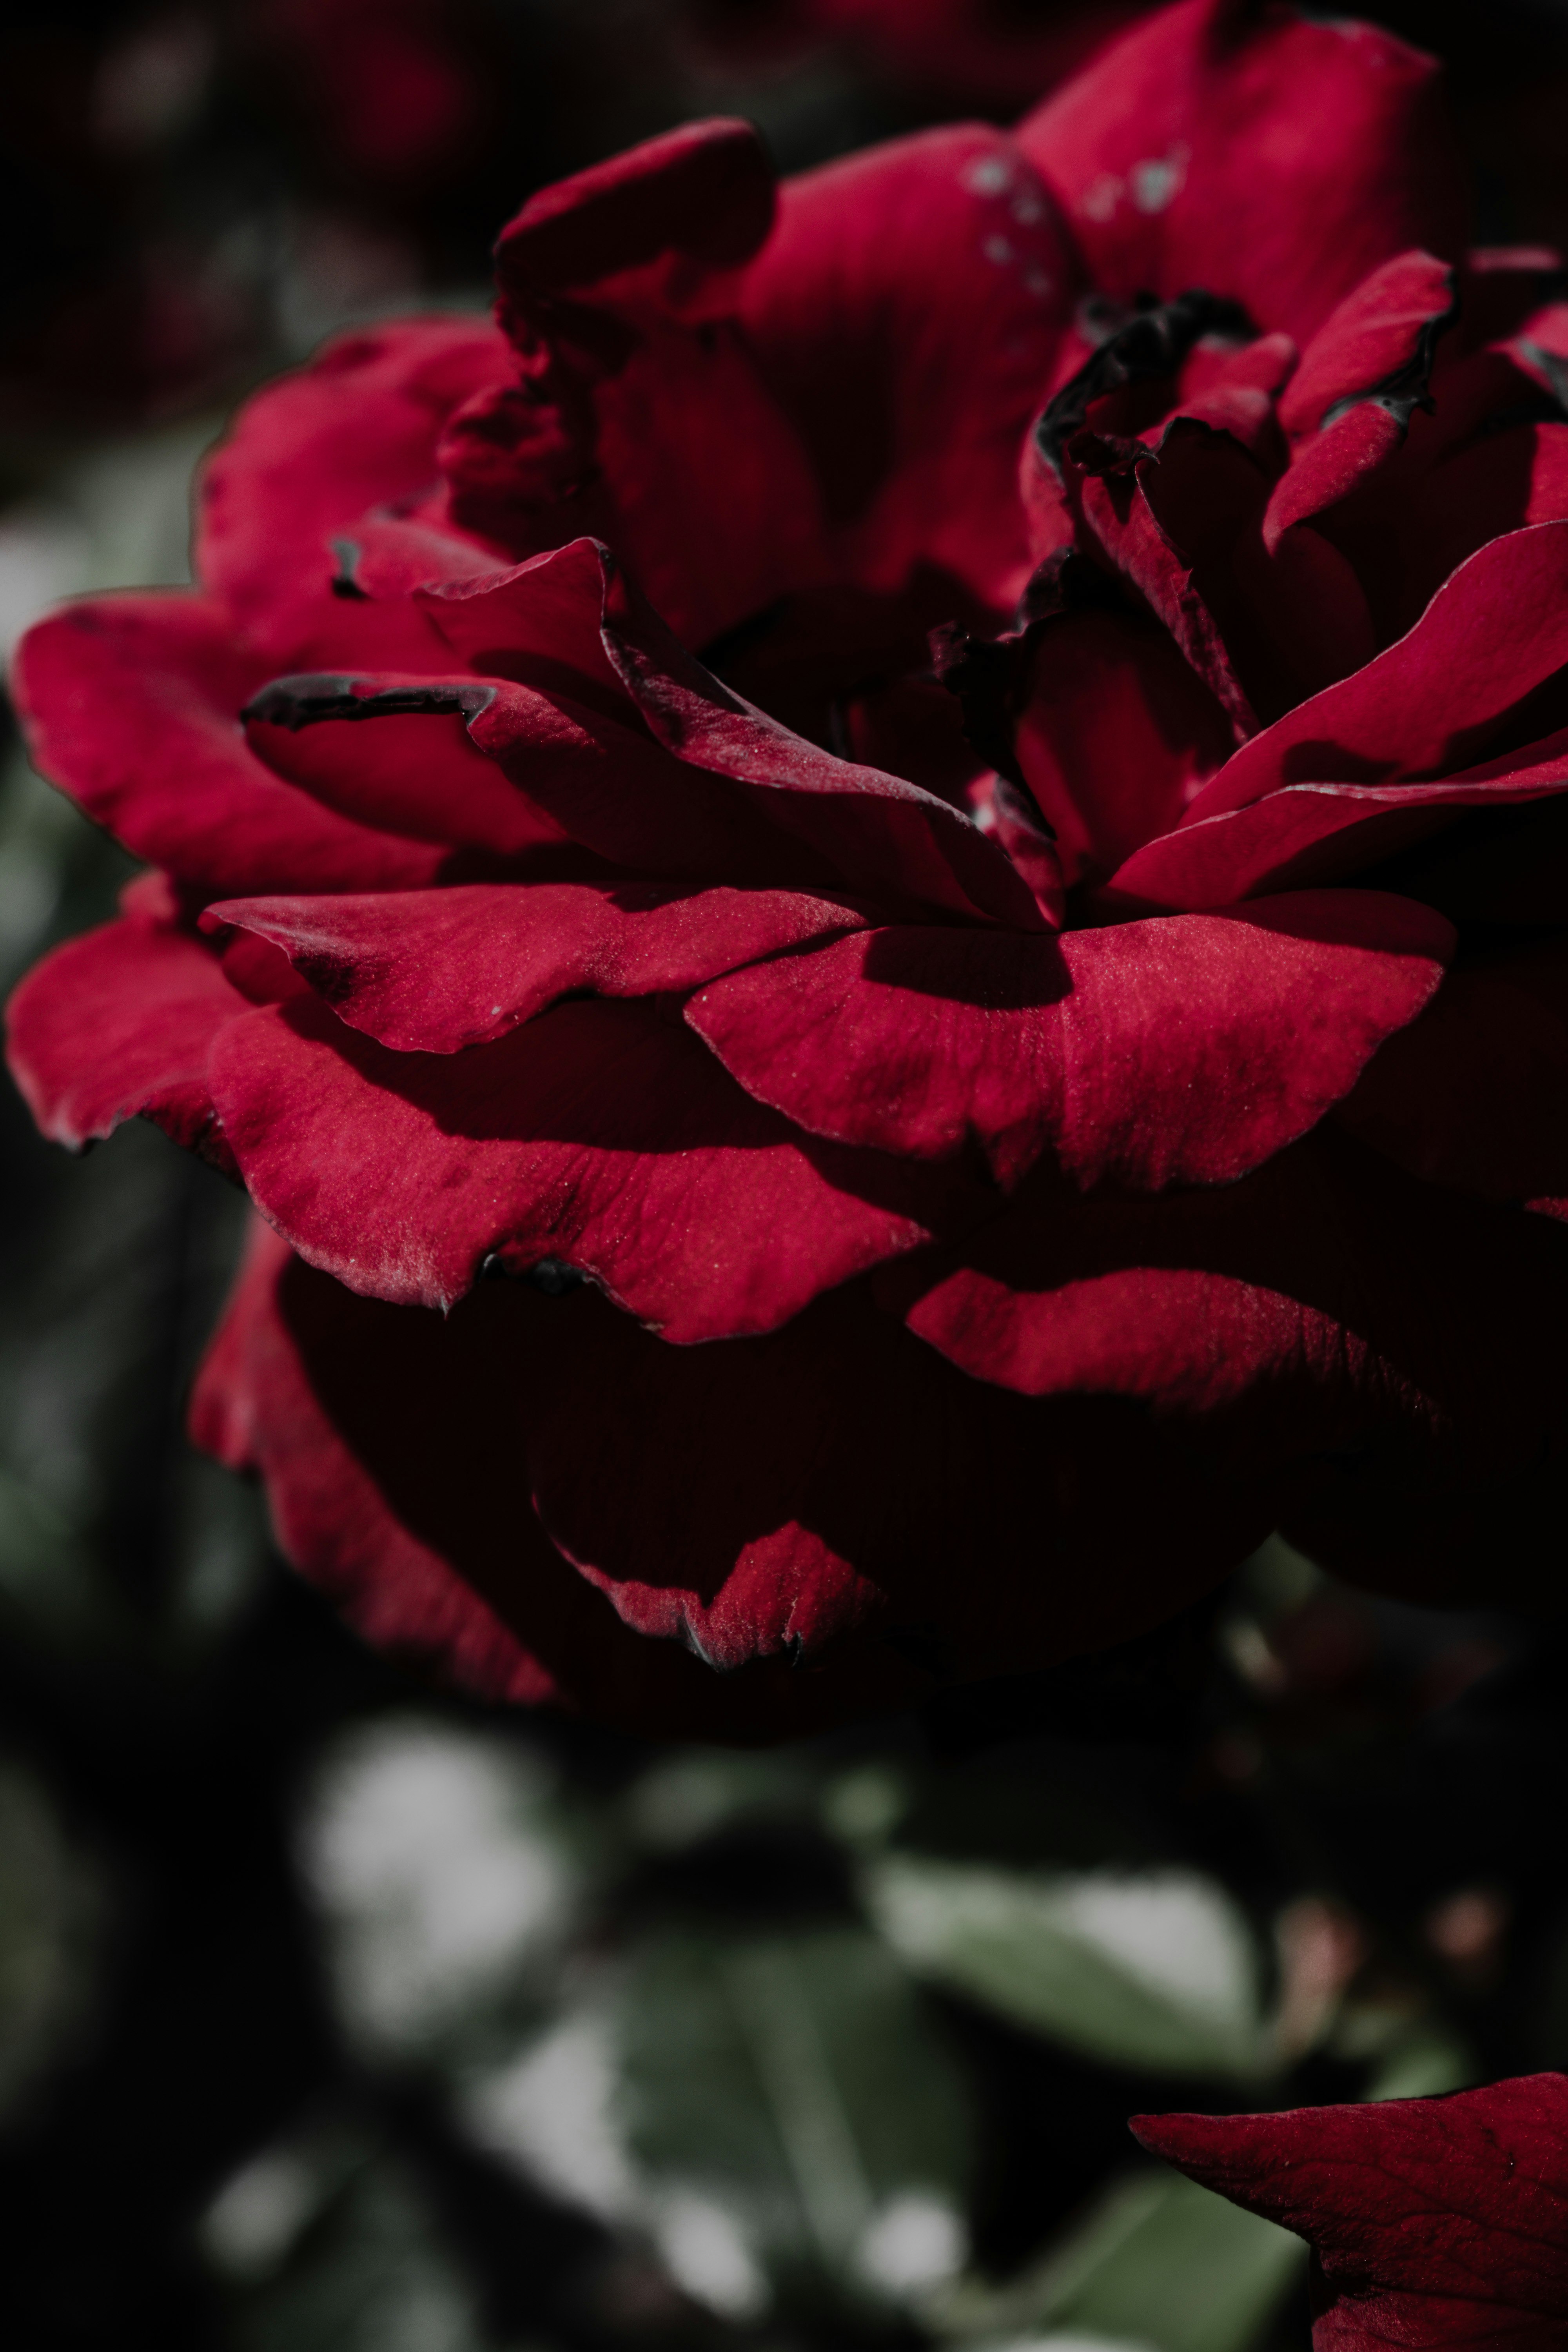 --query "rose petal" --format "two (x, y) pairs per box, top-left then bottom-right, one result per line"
(206, 880), (873, 1051)
(1265, 253), (1459, 554)
(196, 317), (508, 630)
(739, 123), (1080, 610)
(1181, 521), (1568, 826)
(687, 892), (1450, 1191)
(439, 120), (834, 649)
(1109, 752), (1568, 913)
(241, 697), (573, 859)
(1132, 2078), (1568, 2351)
(439, 325), (833, 650)
(594, 543), (1047, 928)
(192, 1223), (915, 1737)
(898, 1128), (1568, 1494)
(1336, 938), (1568, 1203)
(207, 991), (955, 1334)
(6, 916), (246, 1158)
(1014, 605), (1235, 881)
(492, 117), (776, 298)
(1276, 251), (1458, 443)
(1073, 430), (1264, 731)
(14, 595), (449, 897)
(422, 539), (1046, 927)
(526, 1274), (1274, 1684)
(1017, 0), (1466, 347)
